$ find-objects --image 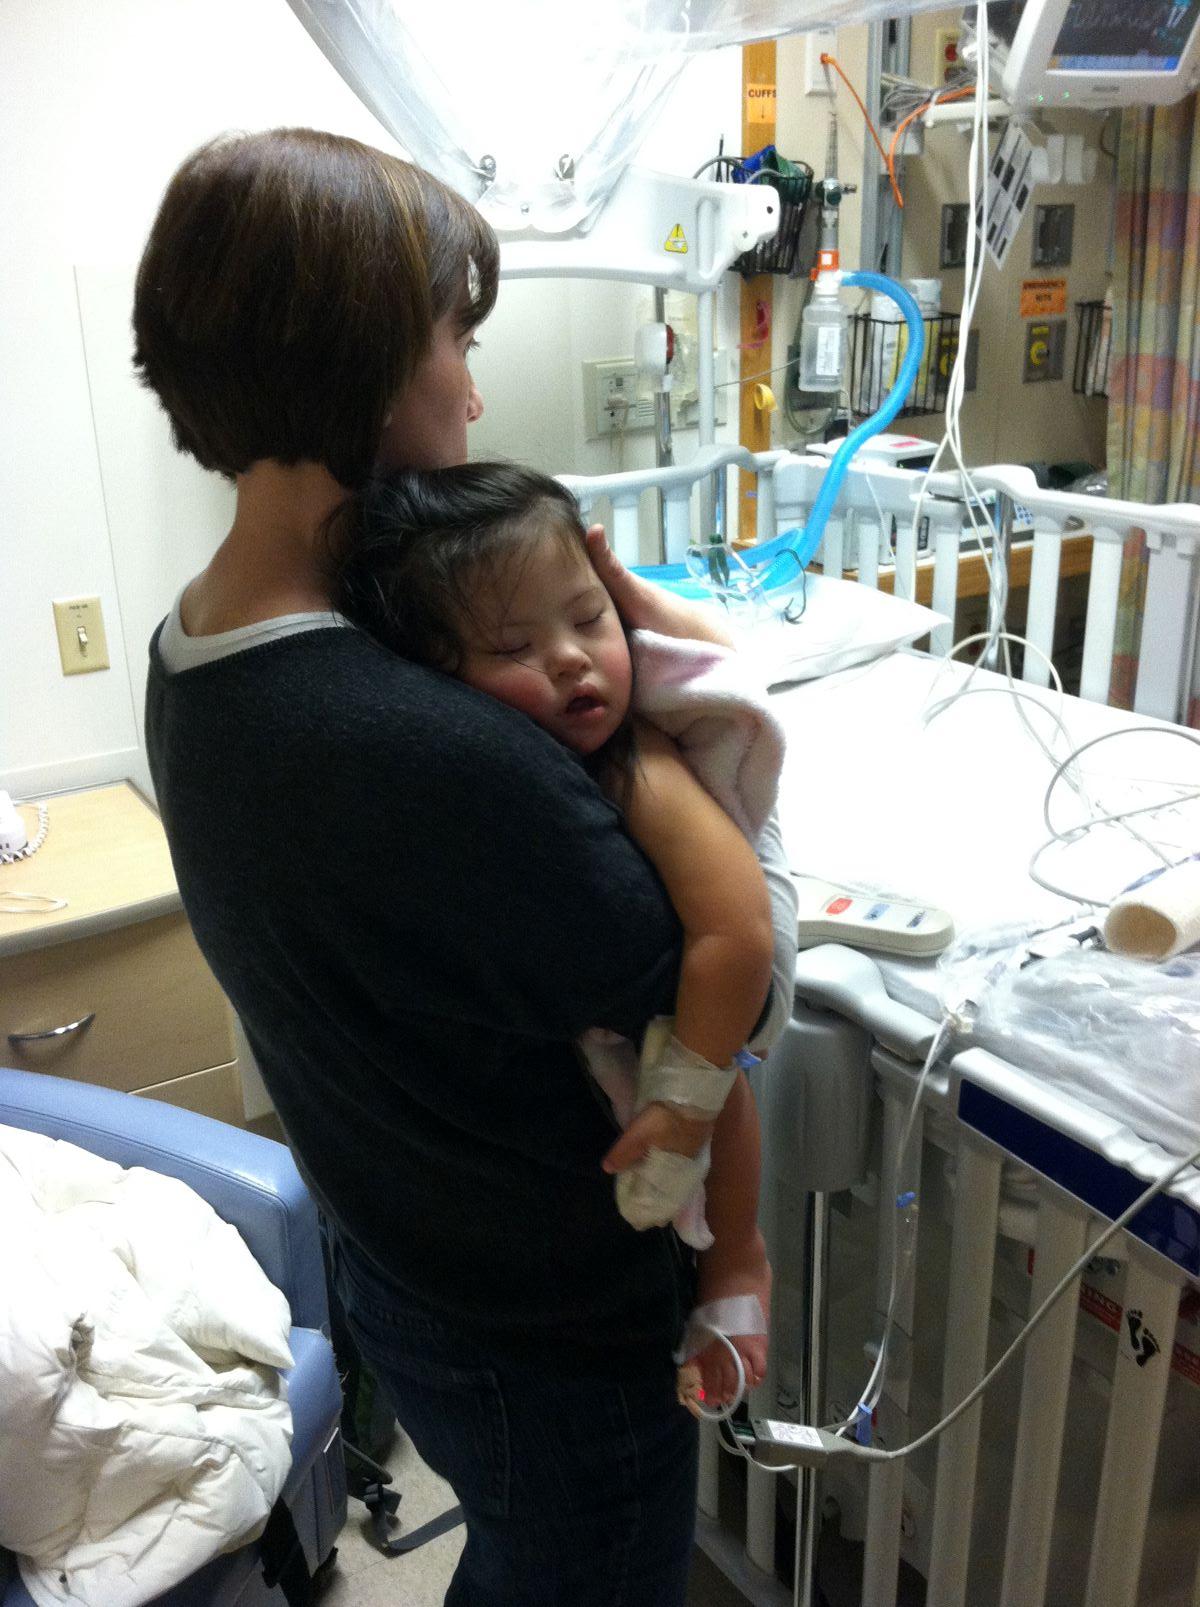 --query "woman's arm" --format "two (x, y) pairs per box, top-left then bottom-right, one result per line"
(313, 662), (683, 1045)
(586, 527), (735, 649)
